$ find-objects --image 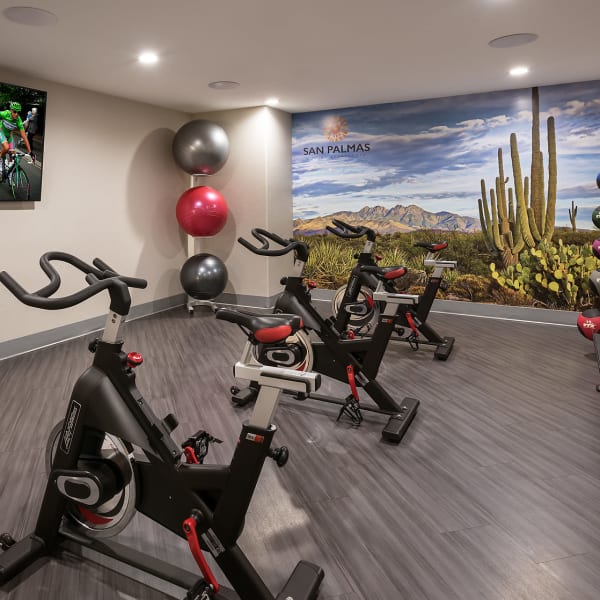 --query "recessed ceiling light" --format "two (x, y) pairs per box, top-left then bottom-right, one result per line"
(489, 33), (538, 48)
(509, 66), (529, 77)
(208, 81), (240, 90)
(265, 98), (280, 106)
(138, 51), (158, 65)
(2, 6), (58, 26)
